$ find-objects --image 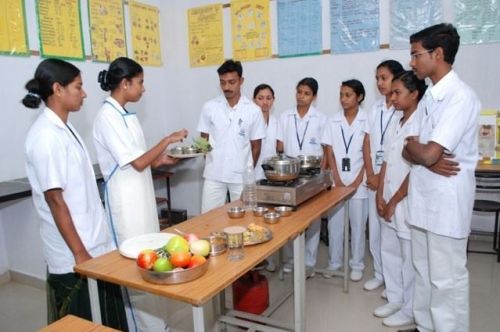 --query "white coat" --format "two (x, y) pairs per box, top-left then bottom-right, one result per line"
(26, 108), (114, 274)
(255, 114), (278, 180)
